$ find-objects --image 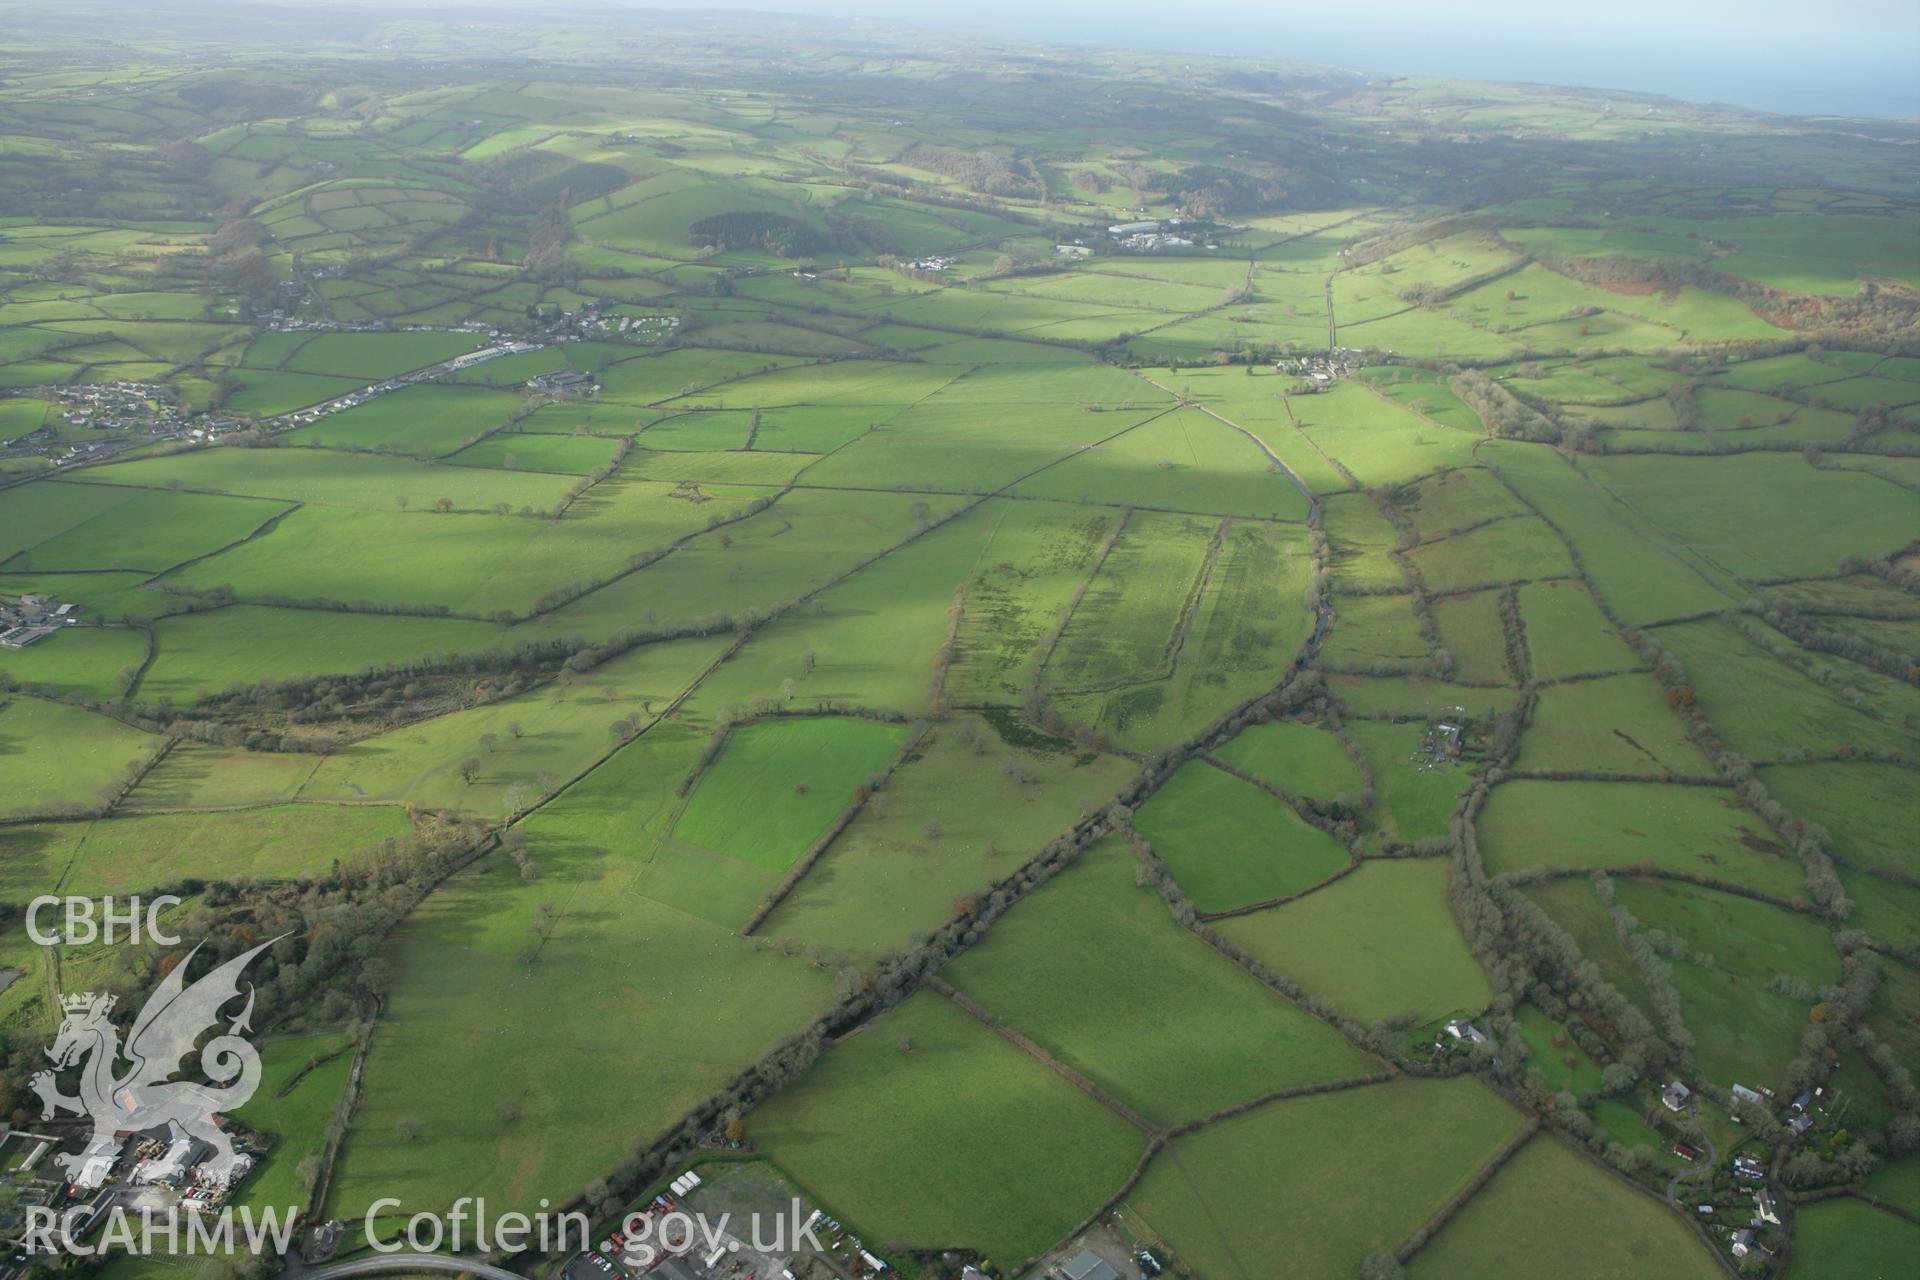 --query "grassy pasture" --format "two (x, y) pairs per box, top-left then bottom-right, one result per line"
(1864, 1156), (1920, 1218)
(223, 369), (365, 416)
(527, 489), (958, 643)
(1836, 868), (1920, 952)
(0, 625), (147, 699)
(1323, 594), (1429, 666)
(1477, 780), (1805, 898)
(231, 1031), (356, 1215)
(1516, 674), (1709, 775)
(1408, 1137), (1720, 1280)
(1322, 492), (1409, 591)
(1170, 370), (1355, 495)
(657, 358), (959, 410)
(1050, 511), (1213, 690)
(0, 804), (410, 901)
(1709, 352), (1857, 394)
(122, 742), (322, 811)
(1359, 367), (1484, 433)
(165, 505), (543, 610)
(1014, 408), (1310, 520)
(1583, 454), (1917, 581)
(804, 401), (1162, 495)
(0, 696), (160, 818)
(1535, 876), (1839, 1088)
(1215, 859), (1492, 1024)
(1408, 515), (1575, 592)
(517, 401), (661, 434)
(1484, 441), (1730, 626)
(1657, 619), (1920, 759)
(1328, 674), (1521, 720)
(0, 476), (153, 563)
(1869, 961), (1920, 1084)
(283, 330), (482, 379)
(1513, 1006), (1605, 1099)
(946, 501), (1118, 707)
(328, 837), (836, 1220)
(1291, 383), (1482, 488)
(1131, 1077), (1525, 1280)
(447, 431), (622, 473)
(69, 446), (576, 512)
(1402, 467), (1526, 539)
(1214, 719), (1366, 801)
(1786, 1194), (1920, 1280)
(1065, 520), (1313, 752)
(683, 503), (1000, 721)
(943, 837), (1375, 1124)
(671, 715), (907, 878)
(621, 447), (814, 485)
(285, 383), (524, 457)
(138, 606), (503, 704)
(748, 990), (1144, 1266)
(8, 486), (289, 573)
(1431, 590), (1509, 684)
(169, 473), (774, 618)
(1134, 761), (1353, 913)
(639, 410), (756, 451)
(300, 634), (727, 816)
(1757, 762), (1919, 879)
(760, 716), (1135, 961)
(1517, 580), (1639, 680)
